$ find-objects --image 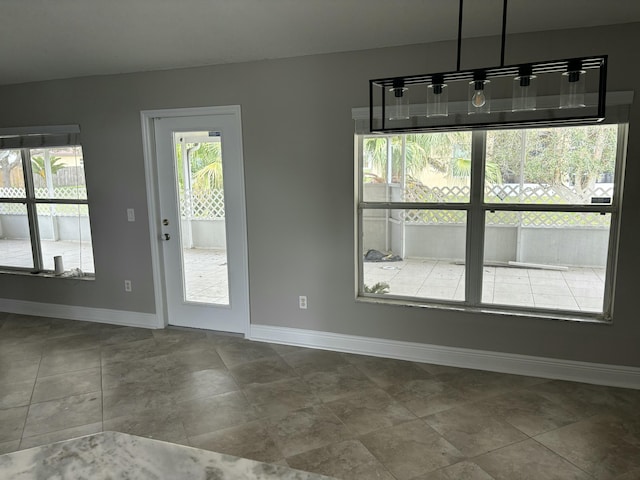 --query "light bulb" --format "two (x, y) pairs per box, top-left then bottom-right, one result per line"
(468, 75), (490, 114)
(472, 90), (486, 108)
